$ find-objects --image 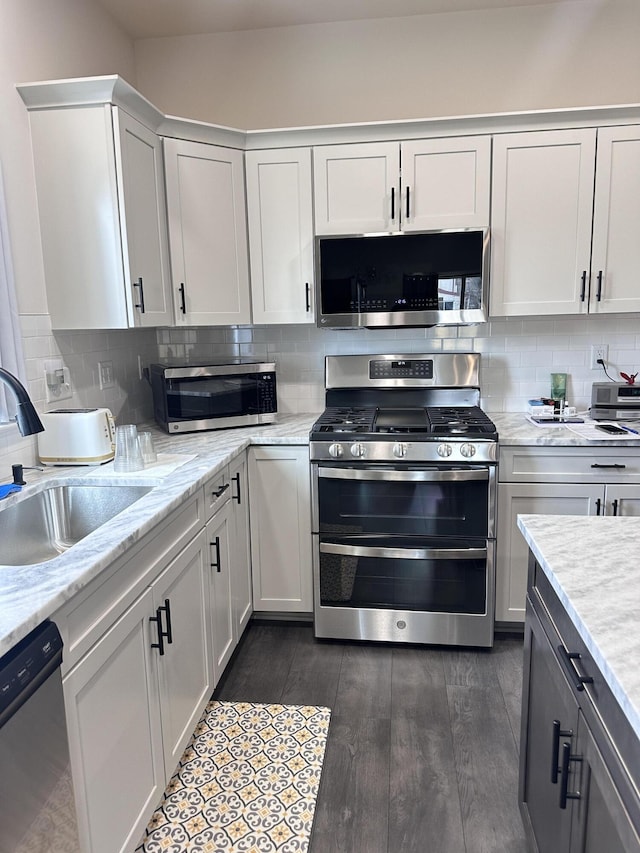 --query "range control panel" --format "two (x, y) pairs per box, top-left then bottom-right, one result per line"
(369, 359), (434, 379)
